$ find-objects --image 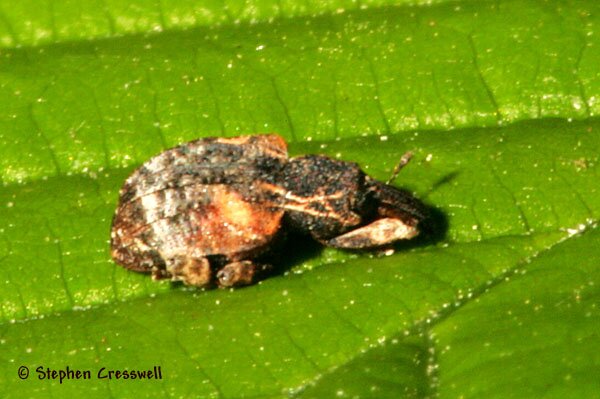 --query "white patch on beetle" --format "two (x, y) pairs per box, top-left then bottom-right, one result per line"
(328, 218), (418, 249)
(141, 192), (161, 224)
